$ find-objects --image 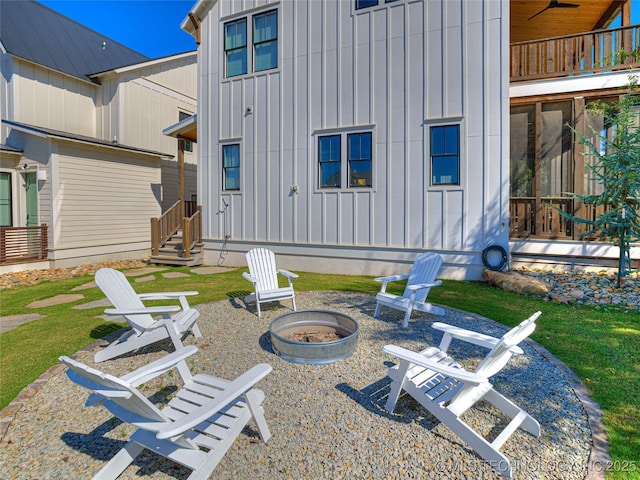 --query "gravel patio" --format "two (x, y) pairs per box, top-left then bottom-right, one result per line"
(0, 291), (605, 479)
